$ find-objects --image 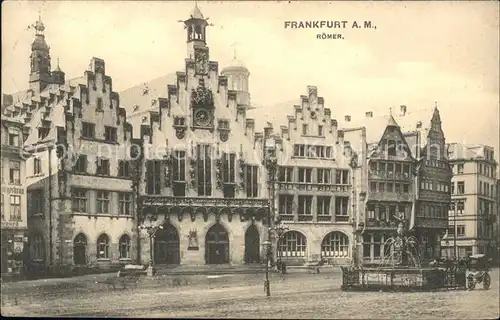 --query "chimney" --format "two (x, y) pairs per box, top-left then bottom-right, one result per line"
(400, 105), (407, 116)
(345, 115), (351, 122)
(365, 111), (373, 118)
(416, 121), (422, 129)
